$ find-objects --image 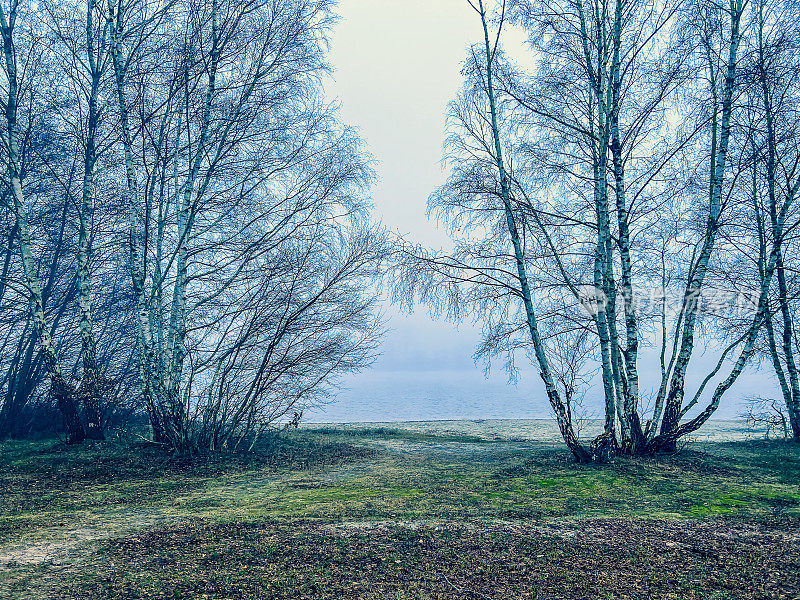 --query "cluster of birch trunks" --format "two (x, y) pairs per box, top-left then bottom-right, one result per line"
(399, 0), (800, 460)
(0, 0), (386, 453)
